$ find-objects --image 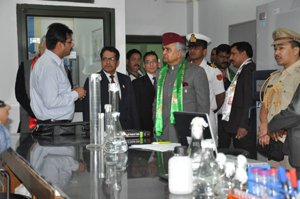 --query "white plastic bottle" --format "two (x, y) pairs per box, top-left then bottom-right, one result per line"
(169, 146), (193, 195)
